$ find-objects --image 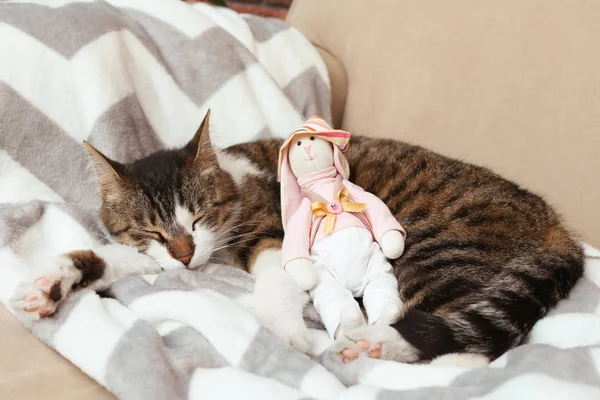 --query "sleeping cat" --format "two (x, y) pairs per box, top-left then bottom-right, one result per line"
(10, 110), (584, 364)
